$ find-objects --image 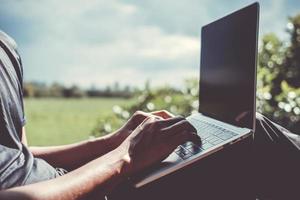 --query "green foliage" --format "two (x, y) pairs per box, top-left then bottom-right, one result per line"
(91, 79), (199, 137)
(123, 79), (198, 116)
(257, 14), (300, 132)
